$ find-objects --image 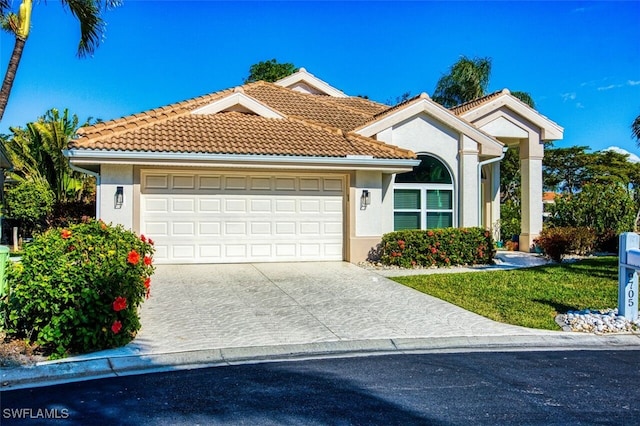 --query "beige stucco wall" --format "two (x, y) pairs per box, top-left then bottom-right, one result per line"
(99, 164), (134, 231)
(347, 170), (396, 263)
